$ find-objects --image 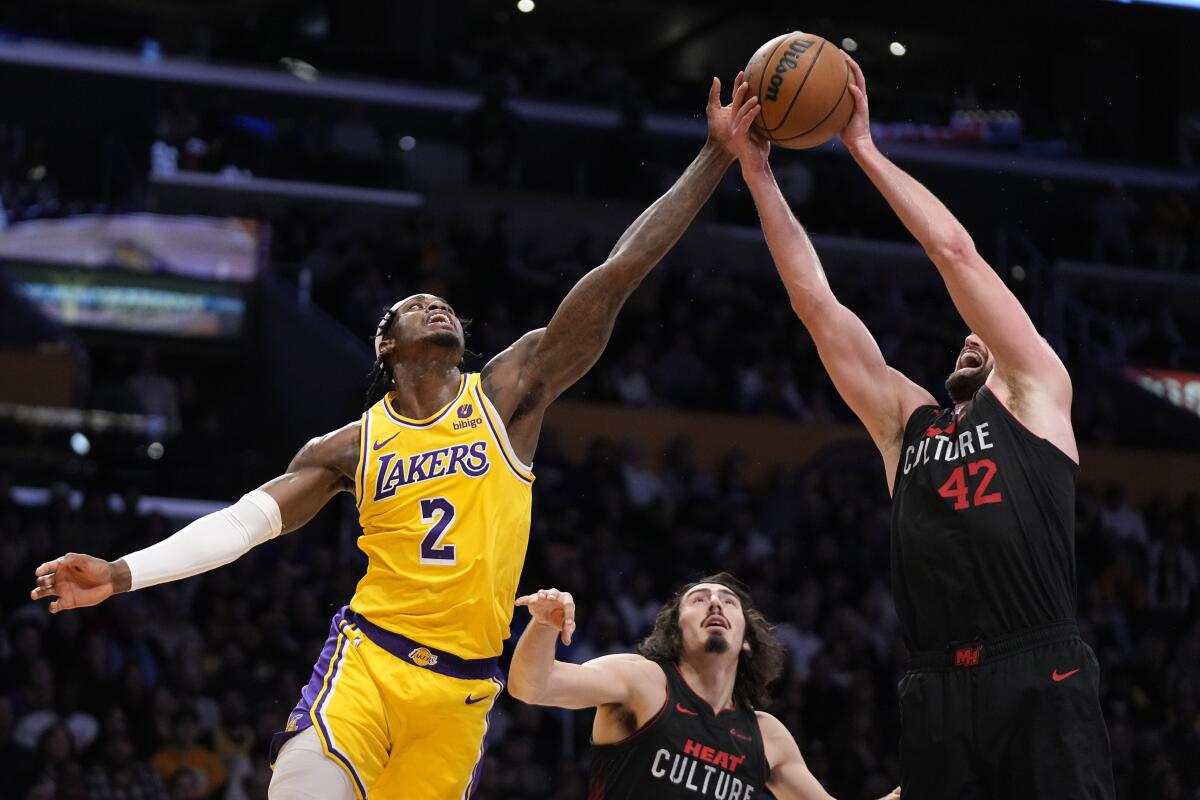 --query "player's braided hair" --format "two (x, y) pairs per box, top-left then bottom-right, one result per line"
(363, 305), (400, 410)
(637, 572), (785, 709)
(363, 303), (480, 411)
